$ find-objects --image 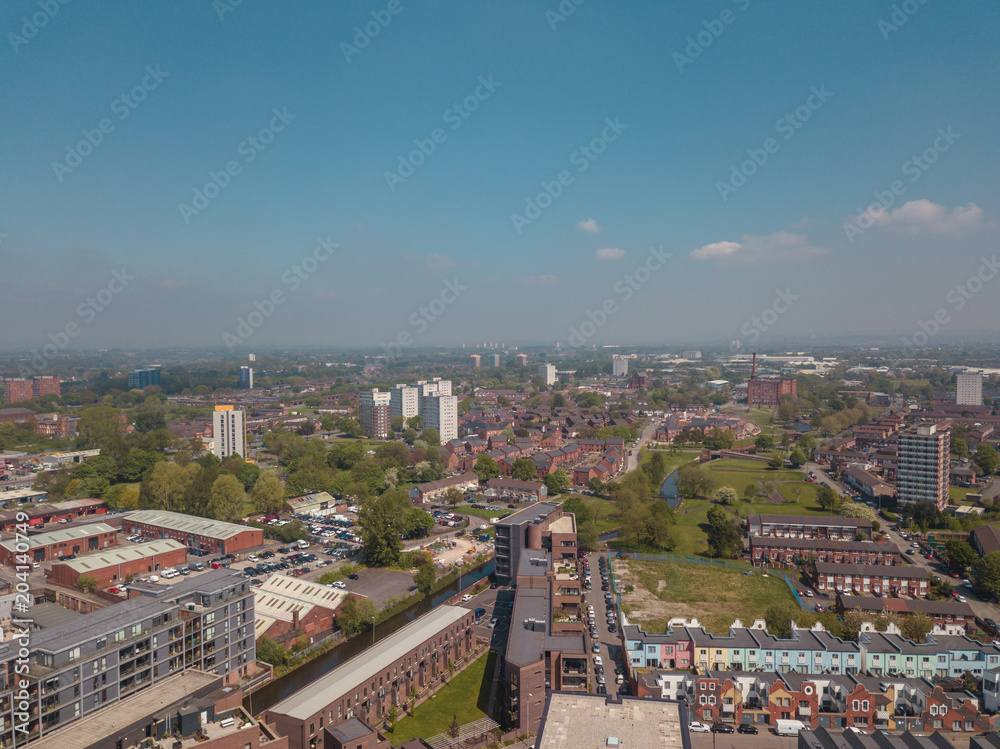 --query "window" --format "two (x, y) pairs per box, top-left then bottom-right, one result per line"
(68, 647), (81, 662)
